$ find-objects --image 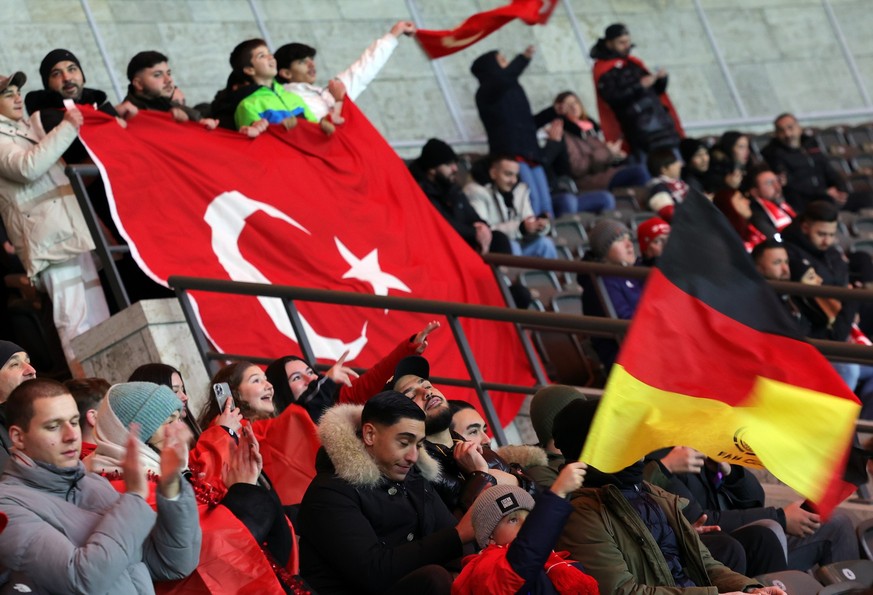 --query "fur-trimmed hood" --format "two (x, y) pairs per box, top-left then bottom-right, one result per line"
(318, 404), (441, 489)
(495, 444), (549, 469)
